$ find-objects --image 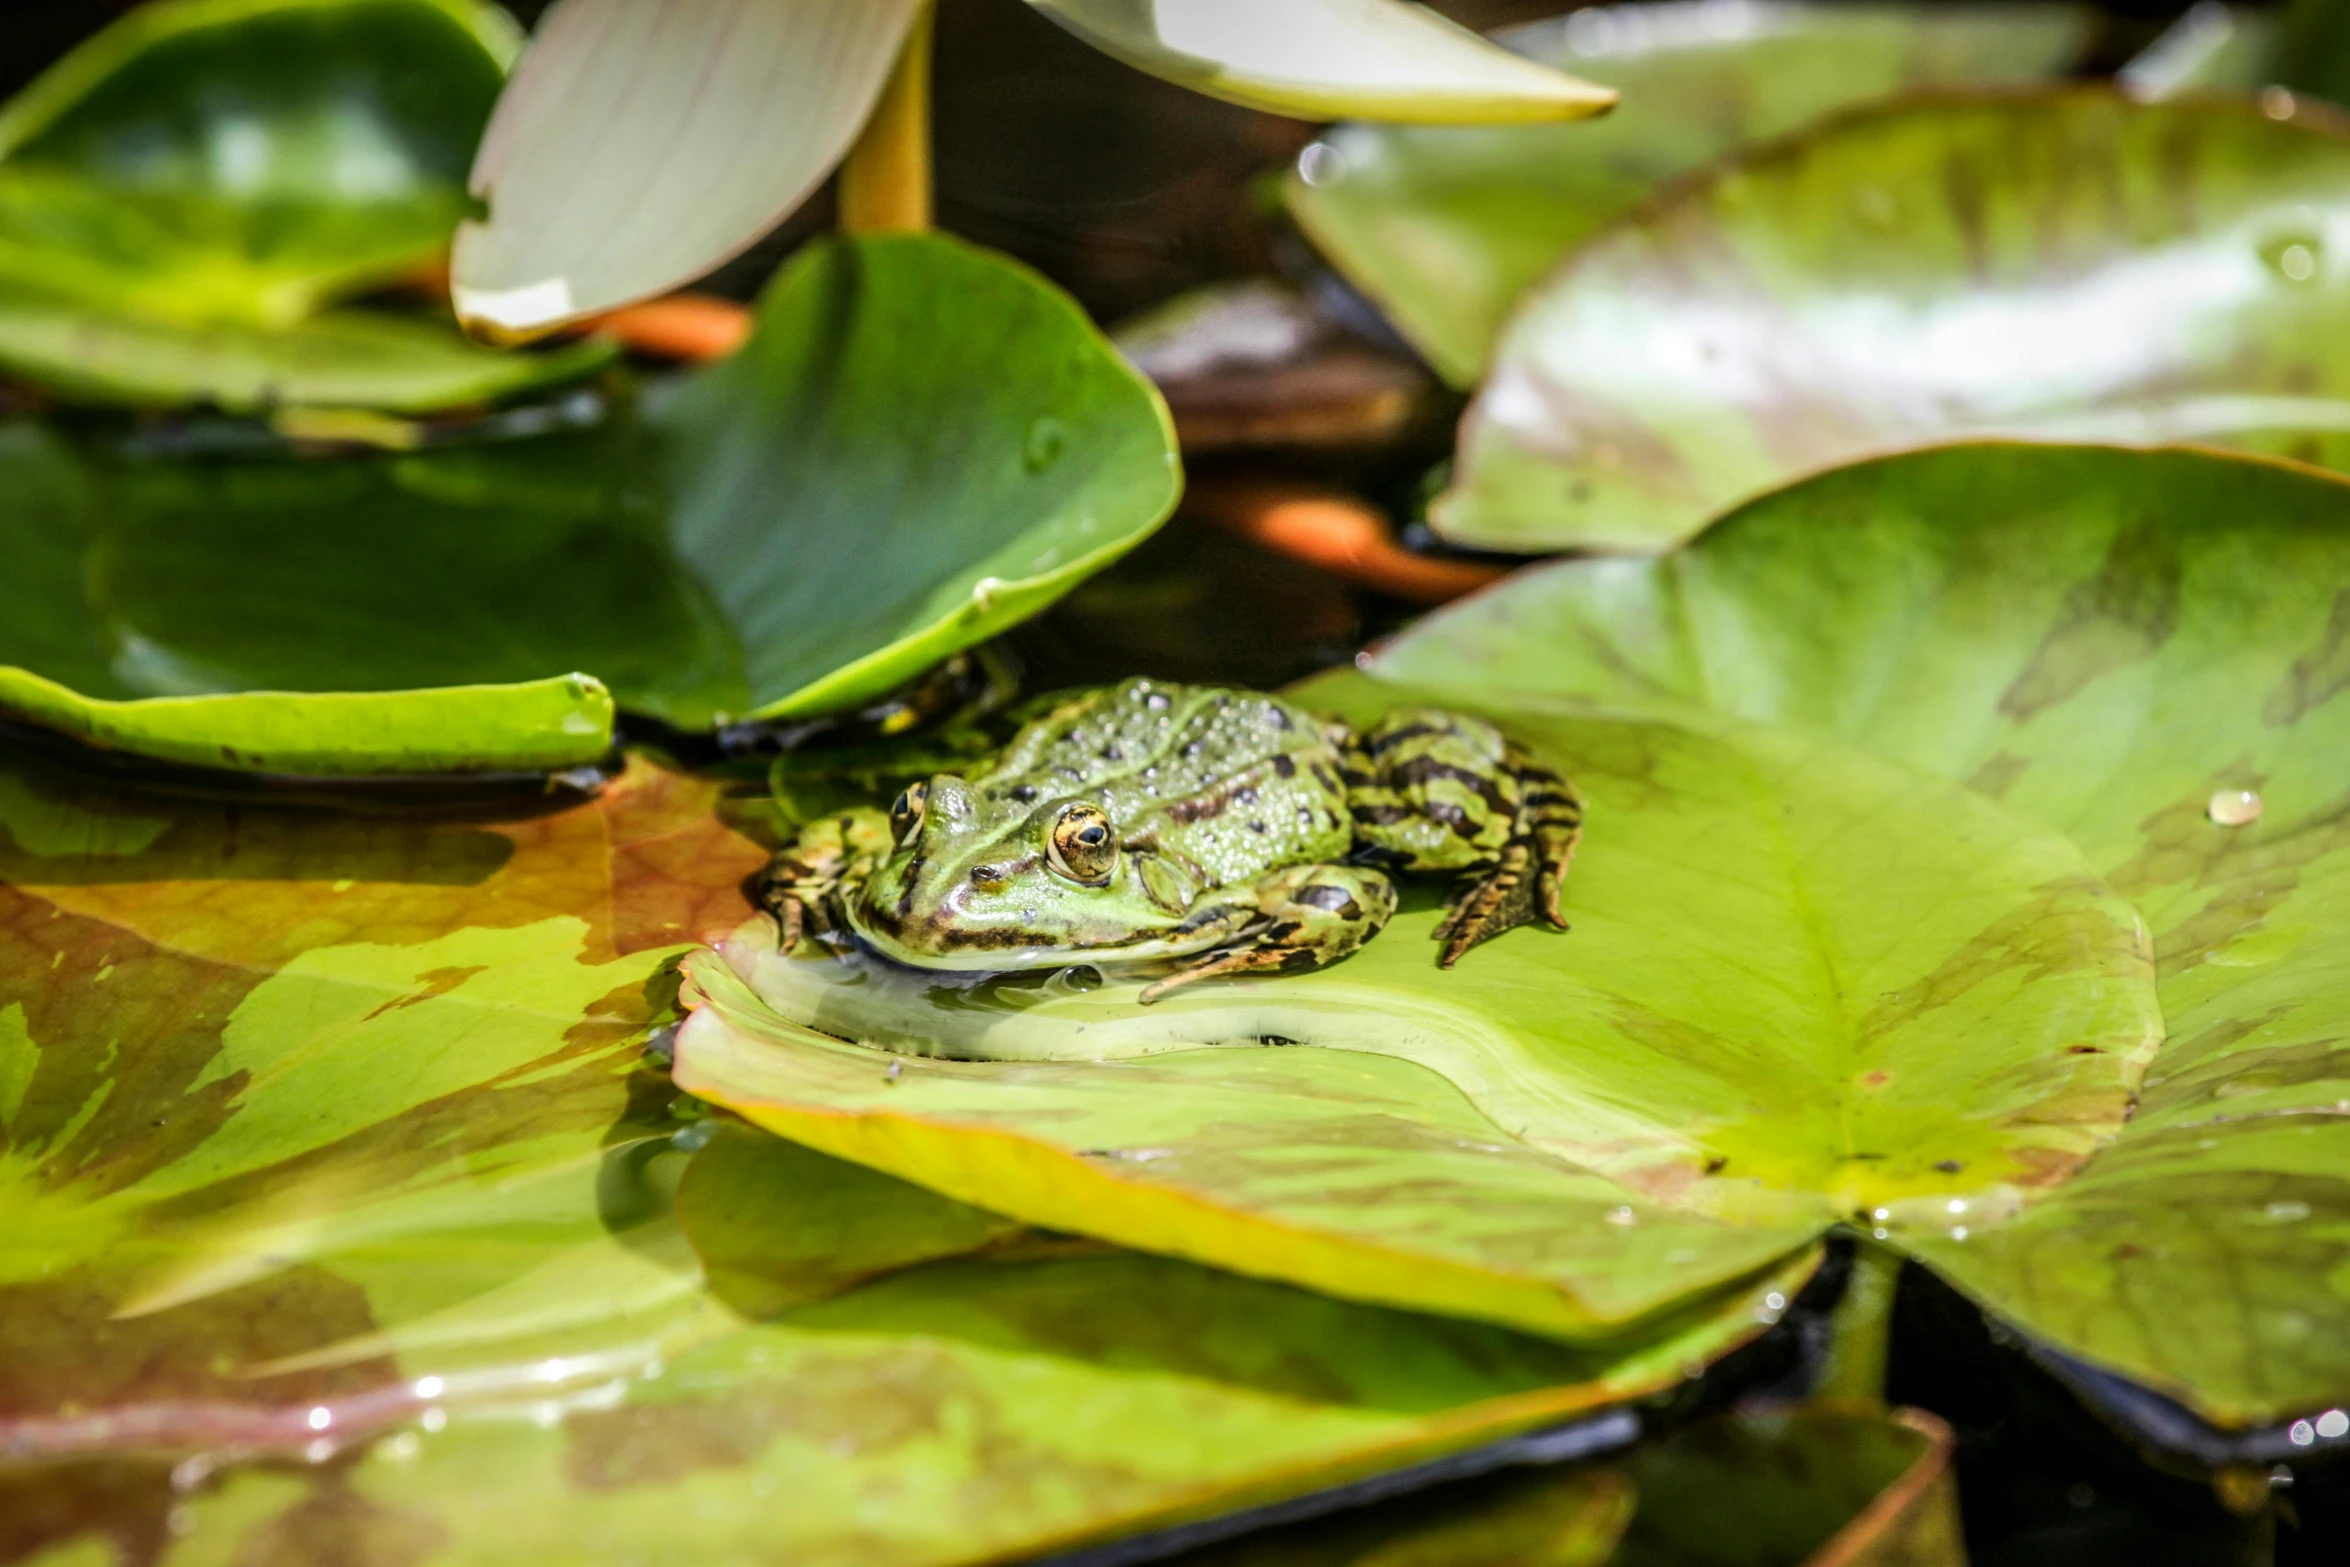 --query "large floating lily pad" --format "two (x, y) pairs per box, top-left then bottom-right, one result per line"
(0, 0), (610, 411)
(1286, 0), (2088, 385)
(0, 750), (1782, 1566)
(674, 644), (2156, 1350)
(0, 232), (1178, 772)
(1441, 89), (2350, 553)
(1378, 442), (2350, 1425)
